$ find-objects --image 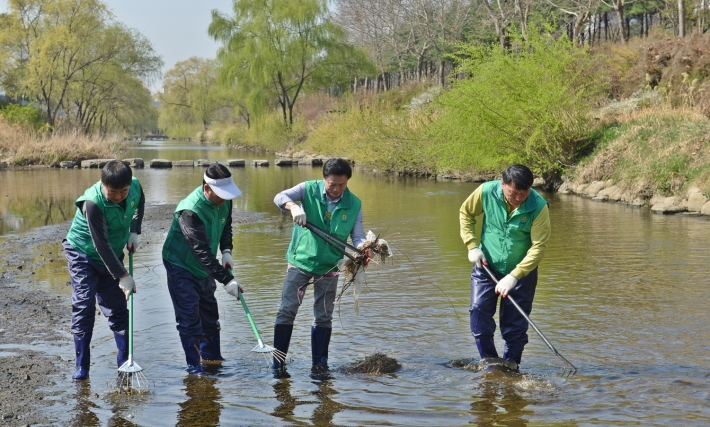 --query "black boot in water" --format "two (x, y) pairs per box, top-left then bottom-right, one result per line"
(311, 326), (332, 371)
(271, 324), (293, 373)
